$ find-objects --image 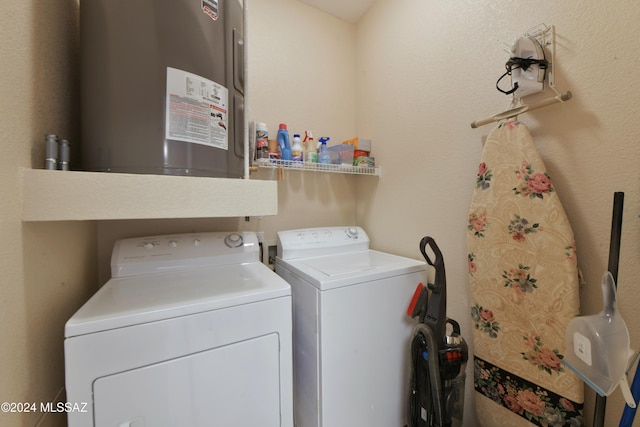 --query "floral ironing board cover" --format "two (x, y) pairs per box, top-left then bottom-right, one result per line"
(468, 122), (584, 427)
